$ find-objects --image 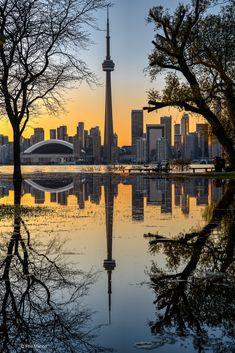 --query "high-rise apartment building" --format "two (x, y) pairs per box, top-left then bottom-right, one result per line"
(50, 129), (56, 139)
(77, 122), (84, 149)
(57, 125), (67, 141)
(33, 128), (44, 144)
(131, 110), (143, 158)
